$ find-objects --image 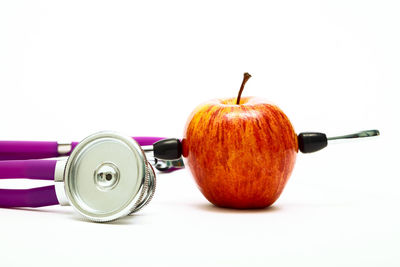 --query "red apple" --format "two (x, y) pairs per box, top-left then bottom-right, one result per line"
(182, 73), (298, 208)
